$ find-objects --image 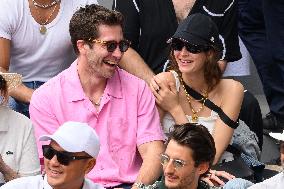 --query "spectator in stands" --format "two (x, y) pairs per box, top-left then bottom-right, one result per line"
(0, 0), (98, 117)
(149, 13), (244, 165)
(29, 4), (165, 188)
(0, 73), (40, 186)
(248, 130), (284, 188)
(137, 124), (253, 189)
(0, 121), (104, 189)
